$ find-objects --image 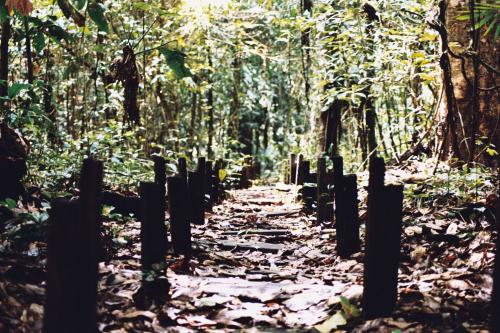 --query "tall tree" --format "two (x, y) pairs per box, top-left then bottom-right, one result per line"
(434, 0), (499, 165)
